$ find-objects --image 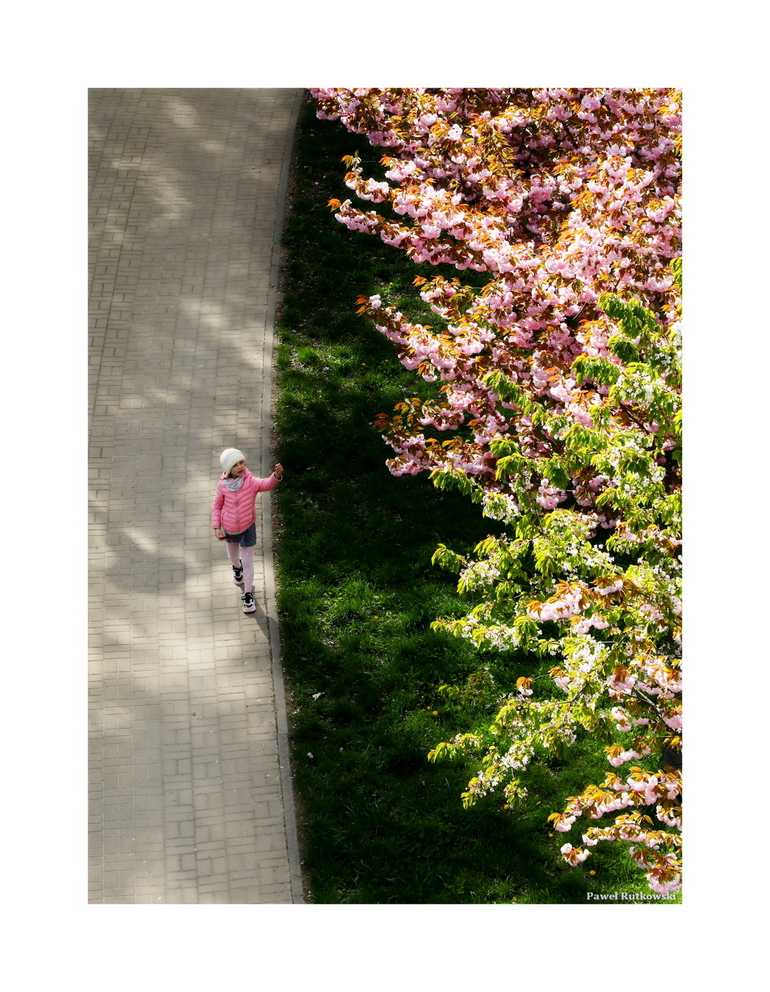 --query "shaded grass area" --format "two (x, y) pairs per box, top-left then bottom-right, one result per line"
(273, 96), (661, 904)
